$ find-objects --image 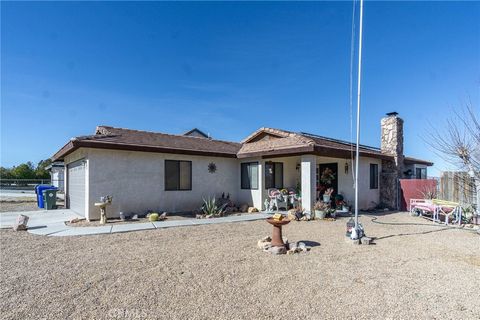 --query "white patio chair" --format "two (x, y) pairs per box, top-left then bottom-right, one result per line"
(268, 188), (287, 211)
